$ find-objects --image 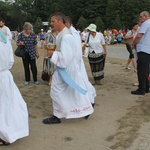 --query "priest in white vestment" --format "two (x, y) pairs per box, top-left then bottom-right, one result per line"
(64, 16), (96, 106)
(43, 12), (95, 124)
(0, 32), (29, 145)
